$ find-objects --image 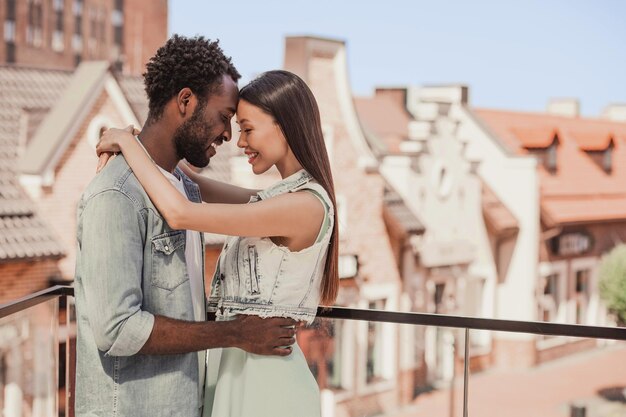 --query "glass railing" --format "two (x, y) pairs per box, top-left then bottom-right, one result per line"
(1, 286), (625, 417)
(0, 286), (74, 417)
(305, 312), (626, 417)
